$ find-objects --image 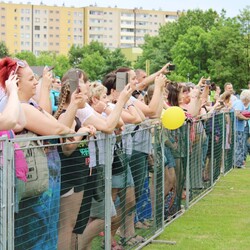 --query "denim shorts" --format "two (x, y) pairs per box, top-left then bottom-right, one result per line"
(164, 146), (176, 168)
(90, 197), (117, 219)
(112, 166), (134, 188)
